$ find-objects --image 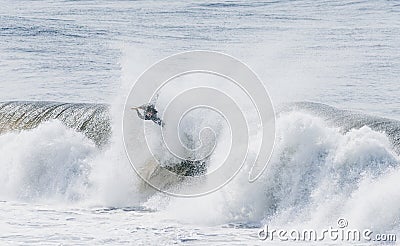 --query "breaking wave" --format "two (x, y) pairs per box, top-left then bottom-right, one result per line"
(0, 100), (399, 233)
